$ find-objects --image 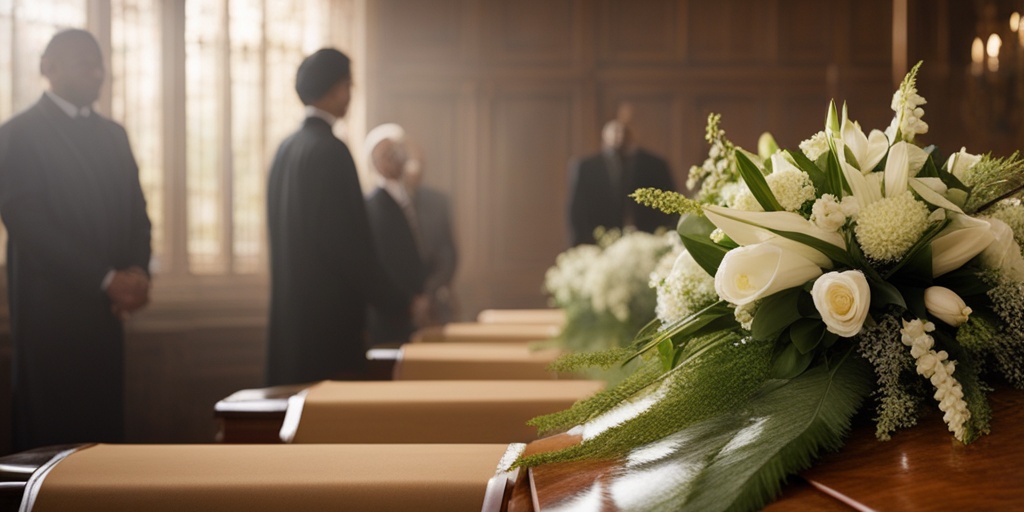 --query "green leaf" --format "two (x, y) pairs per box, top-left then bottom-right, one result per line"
(902, 286), (928, 321)
(676, 213), (728, 277)
(770, 342), (815, 379)
(684, 348), (874, 512)
(892, 244), (933, 287)
(935, 268), (993, 298)
(628, 301), (734, 362)
(786, 149), (829, 194)
(763, 228), (854, 267)
(824, 145), (848, 197)
(751, 288), (804, 341)
(790, 319), (826, 354)
(867, 277), (906, 312)
(883, 217), (949, 279)
(917, 152), (940, 178)
(735, 150), (785, 212)
(657, 338), (676, 371)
